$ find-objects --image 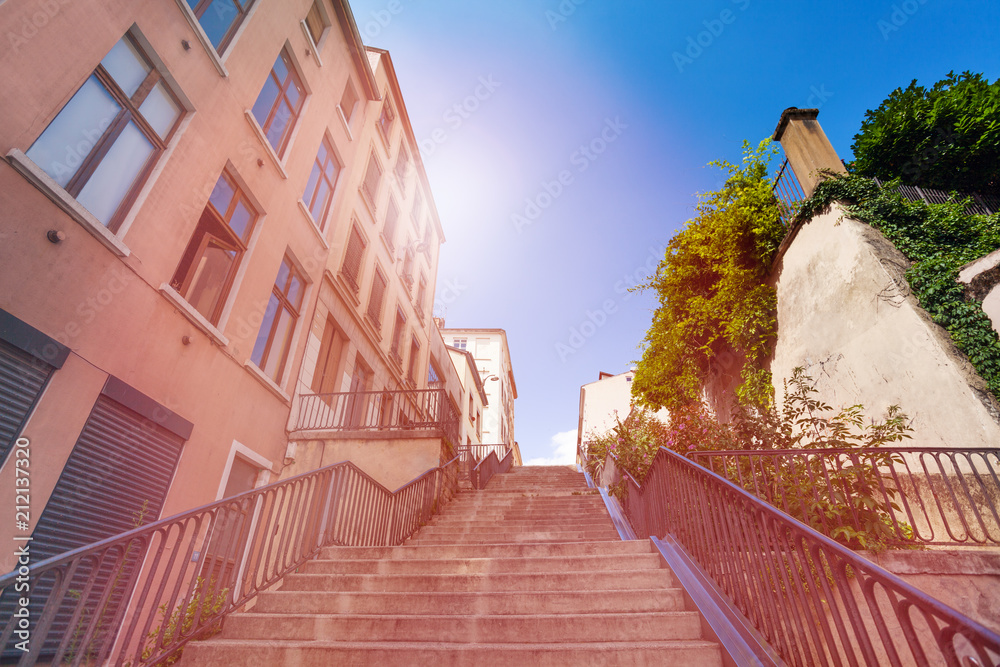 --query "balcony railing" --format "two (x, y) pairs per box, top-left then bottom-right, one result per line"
(594, 446), (1000, 666)
(691, 447), (1000, 547)
(0, 456), (459, 666)
(296, 388), (460, 446)
(773, 157), (805, 223)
